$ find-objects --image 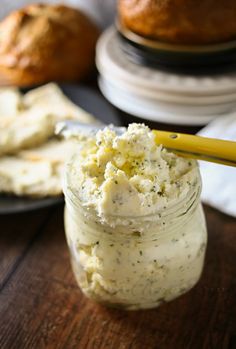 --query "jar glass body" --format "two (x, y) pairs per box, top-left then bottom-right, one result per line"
(64, 175), (207, 310)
